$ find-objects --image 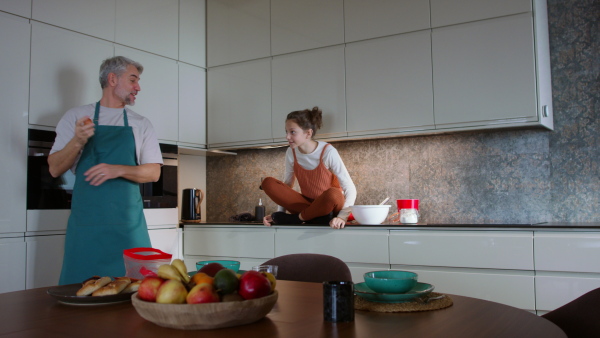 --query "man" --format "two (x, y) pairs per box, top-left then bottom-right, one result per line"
(49, 56), (163, 285)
